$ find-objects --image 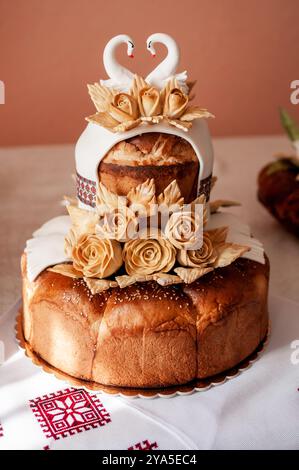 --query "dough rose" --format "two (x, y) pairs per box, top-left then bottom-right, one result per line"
(177, 232), (217, 267)
(96, 207), (138, 242)
(72, 234), (122, 278)
(123, 237), (176, 276)
(138, 87), (162, 116)
(163, 88), (188, 119)
(109, 93), (139, 123)
(164, 210), (202, 250)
